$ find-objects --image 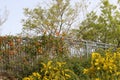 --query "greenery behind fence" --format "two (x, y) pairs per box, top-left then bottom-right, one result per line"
(0, 35), (116, 69)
